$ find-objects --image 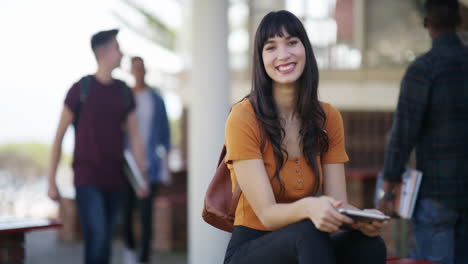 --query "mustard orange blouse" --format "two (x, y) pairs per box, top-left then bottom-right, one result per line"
(224, 99), (349, 231)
